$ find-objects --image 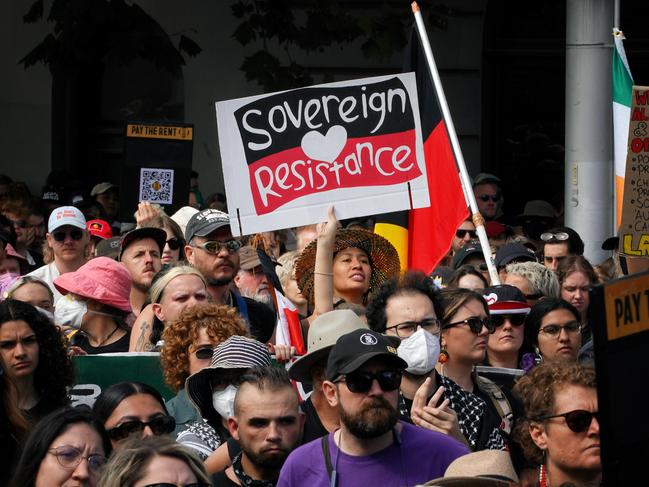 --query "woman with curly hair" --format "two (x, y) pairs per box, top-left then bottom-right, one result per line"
(513, 362), (600, 486)
(160, 303), (247, 437)
(0, 299), (73, 477)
